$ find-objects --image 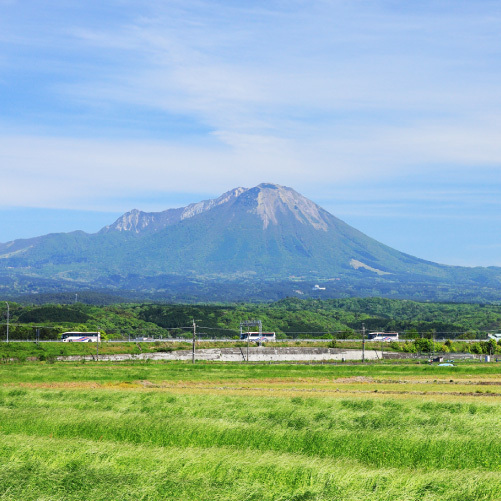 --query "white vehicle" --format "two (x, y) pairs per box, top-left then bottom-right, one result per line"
(61, 331), (101, 342)
(240, 331), (276, 342)
(488, 333), (501, 341)
(367, 332), (399, 342)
